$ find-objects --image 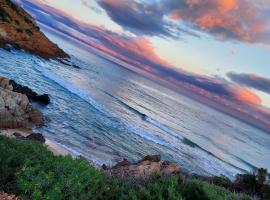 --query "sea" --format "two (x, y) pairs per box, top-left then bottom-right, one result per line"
(0, 32), (269, 179)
